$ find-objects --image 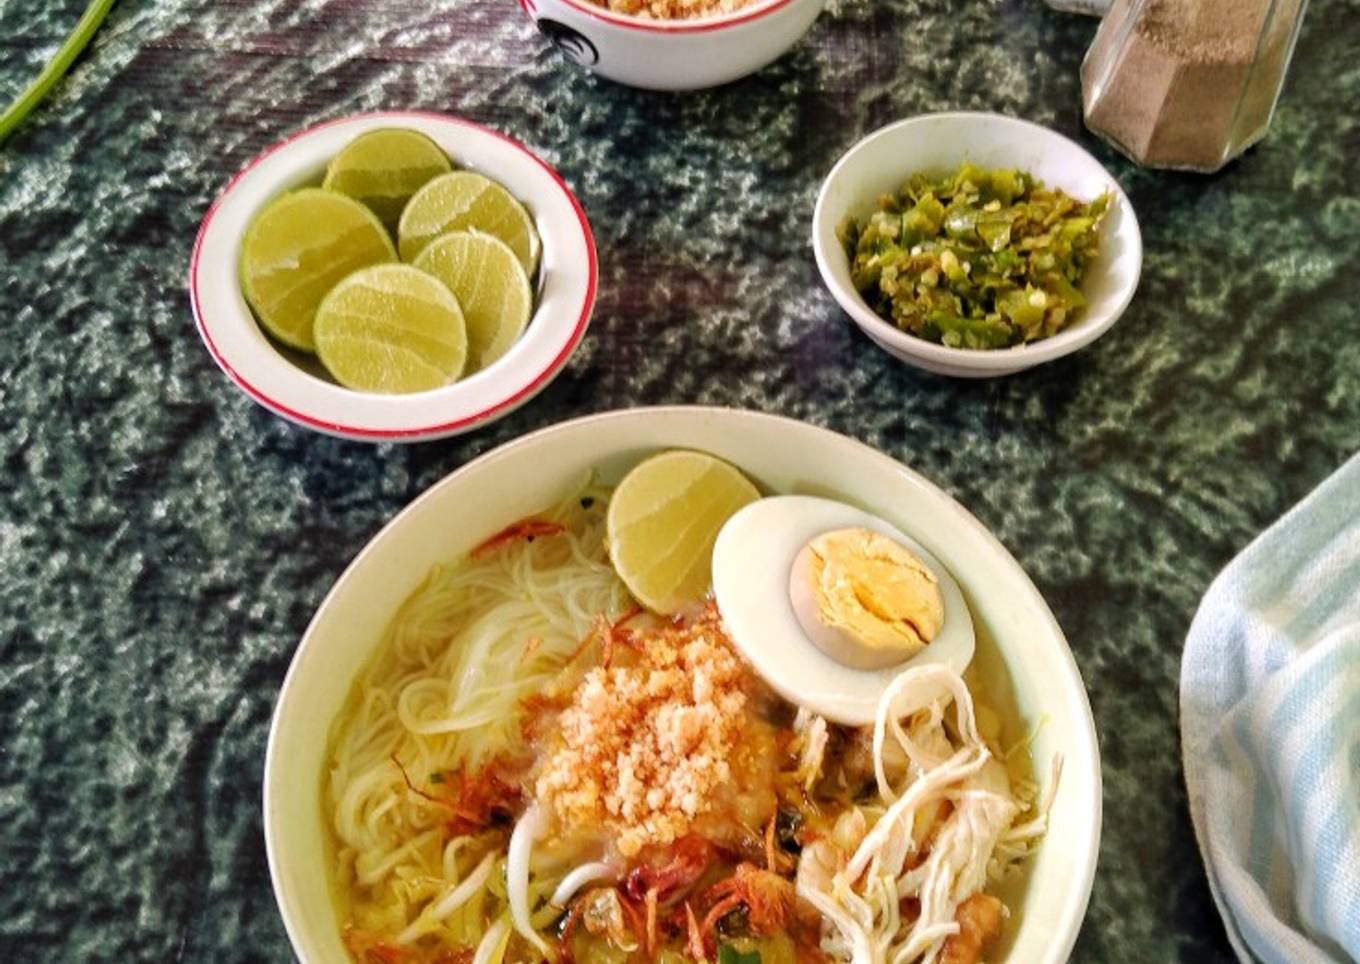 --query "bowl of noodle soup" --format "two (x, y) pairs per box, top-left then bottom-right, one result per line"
(264, 406), (1100, 963)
